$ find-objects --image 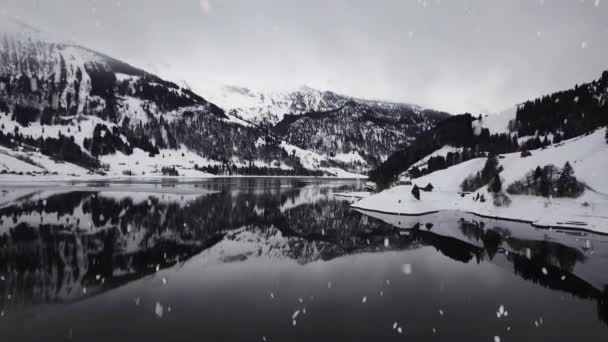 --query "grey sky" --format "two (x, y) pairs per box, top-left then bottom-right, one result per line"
(2, 0), (607, 113)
